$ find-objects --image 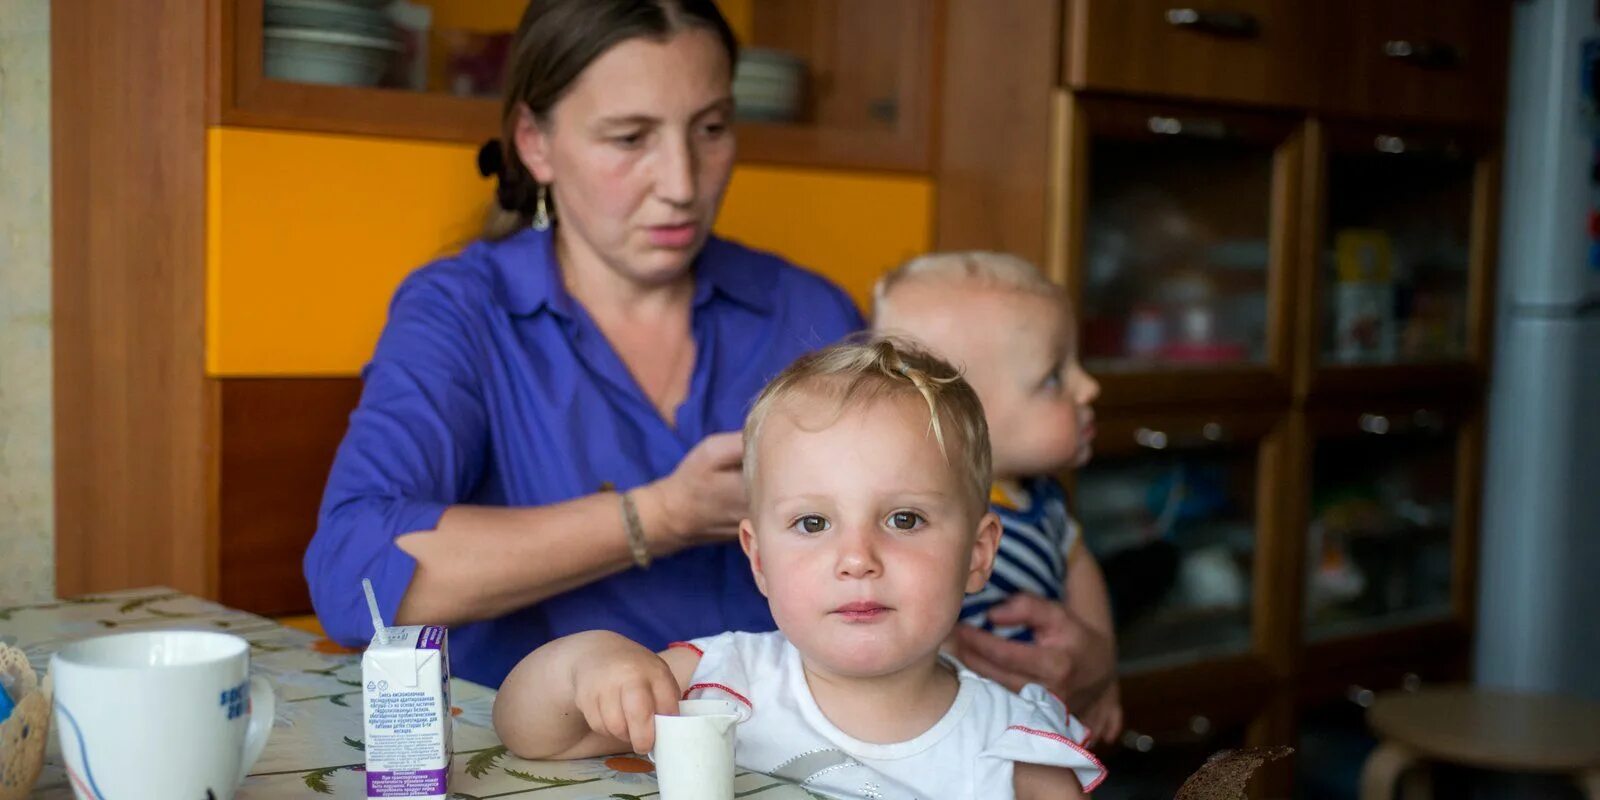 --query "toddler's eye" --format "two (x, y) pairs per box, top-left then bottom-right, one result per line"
(1040, 366), (1064, 393)
(792, 515), (830, 534)
(887, 511), (924, 531)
